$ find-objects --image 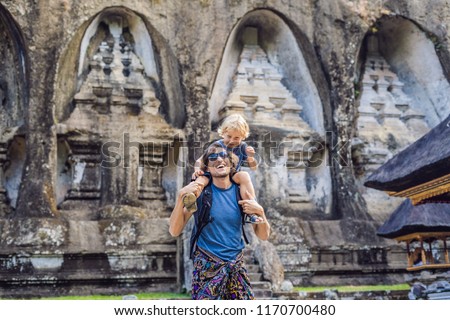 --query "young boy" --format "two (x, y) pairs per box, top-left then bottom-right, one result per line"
(184, 114), (264, 224)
